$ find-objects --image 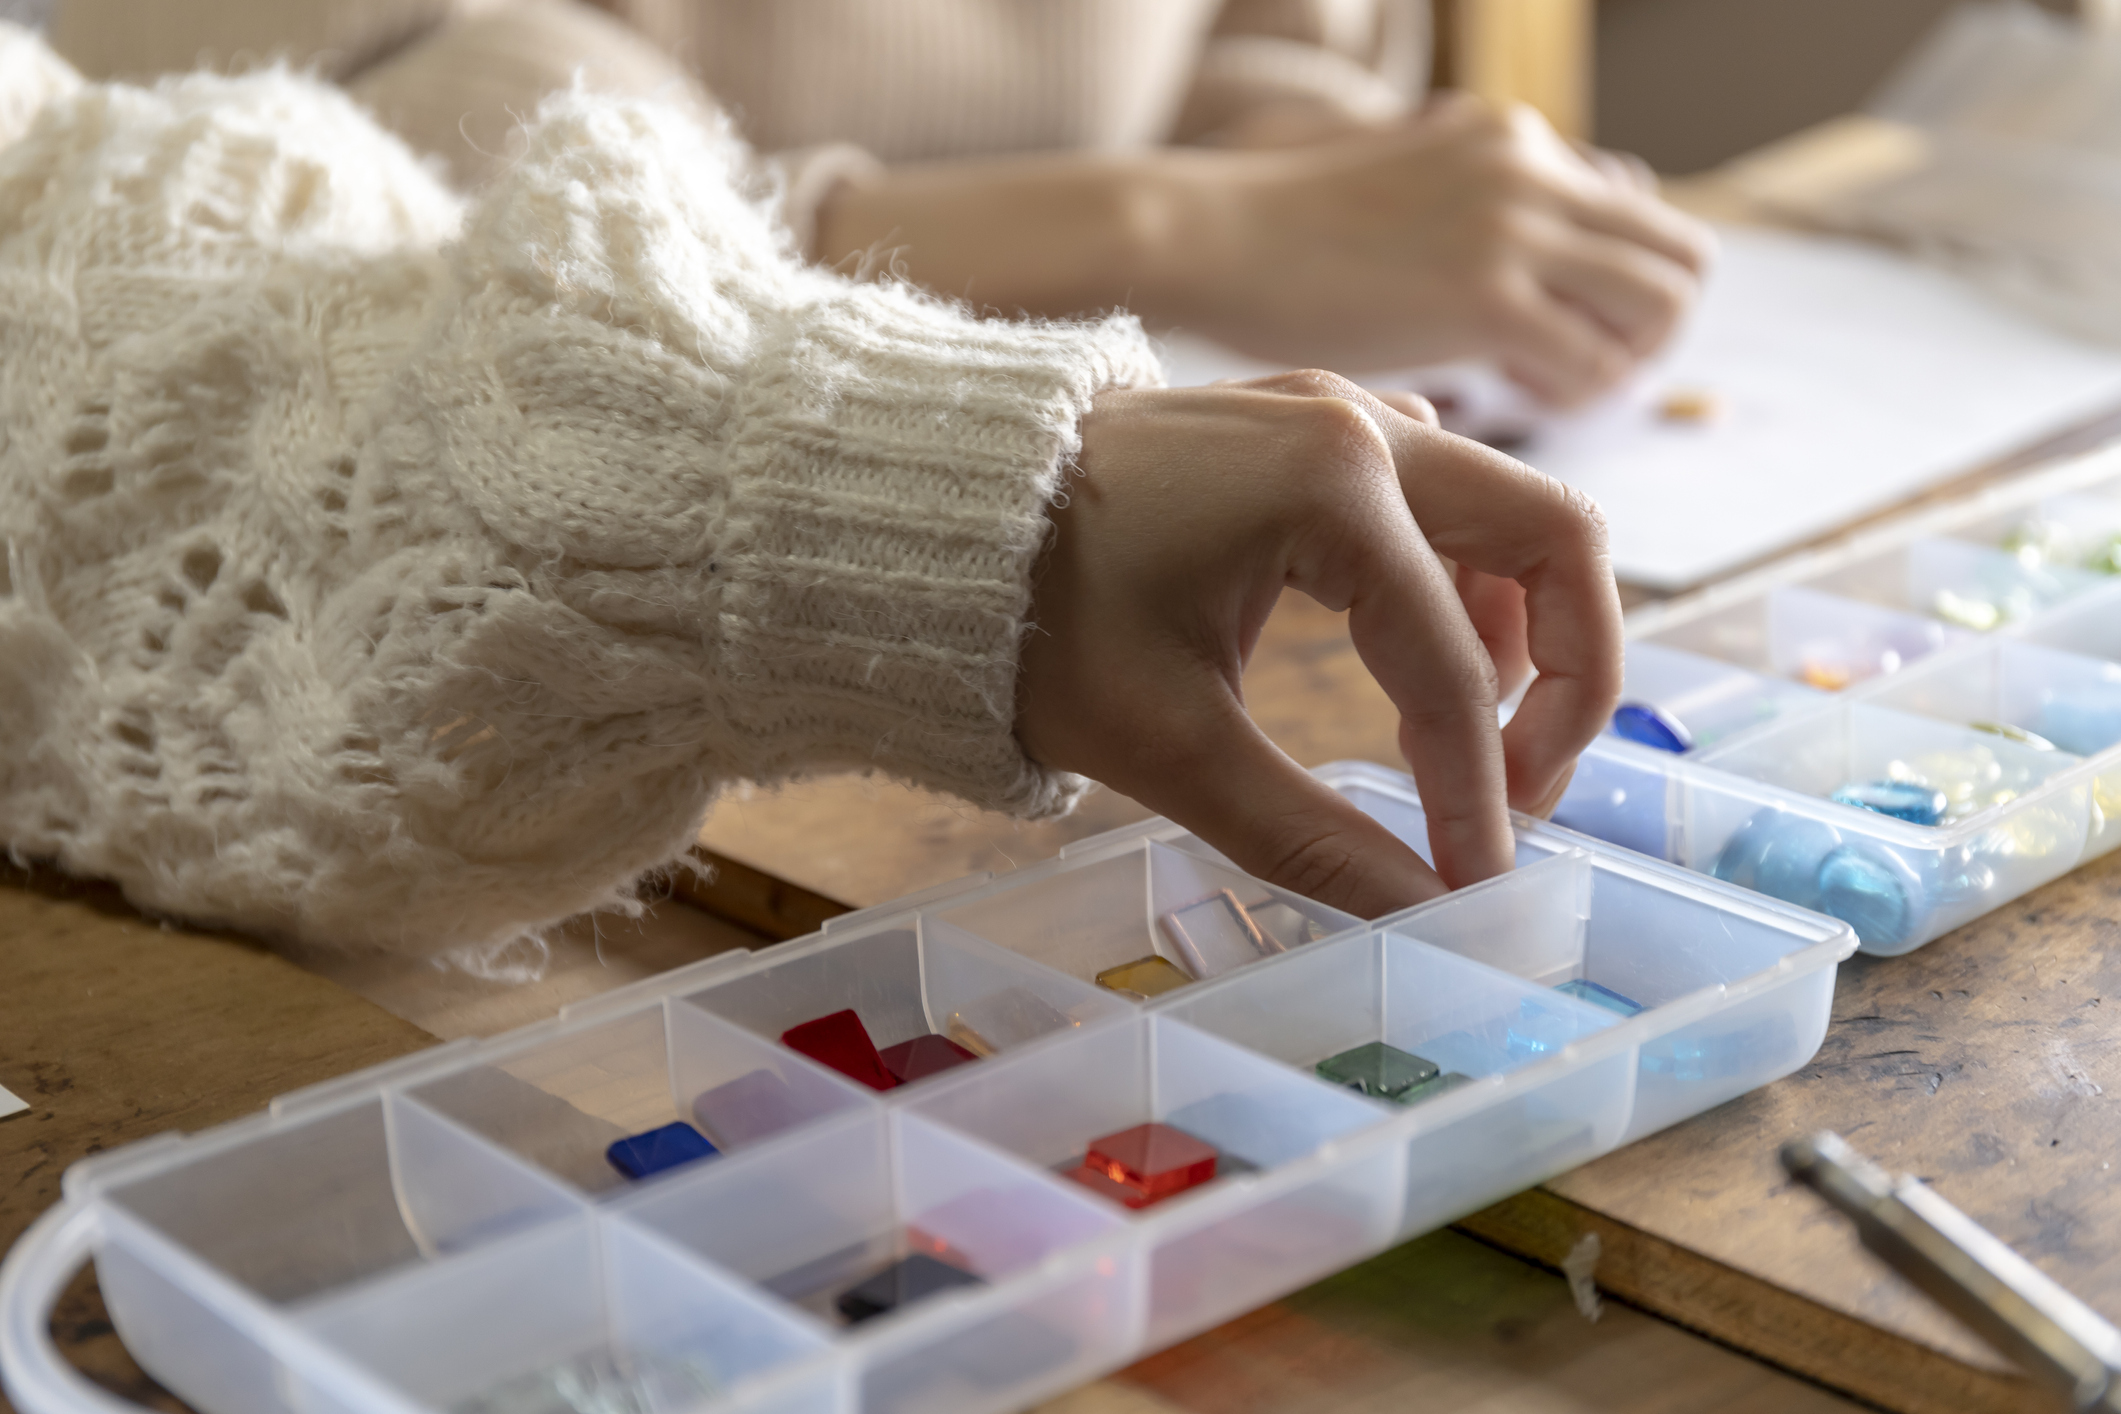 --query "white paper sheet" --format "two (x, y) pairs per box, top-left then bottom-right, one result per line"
(0, 1083), (26, 1120)
(1159, 226), (2121, 589)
